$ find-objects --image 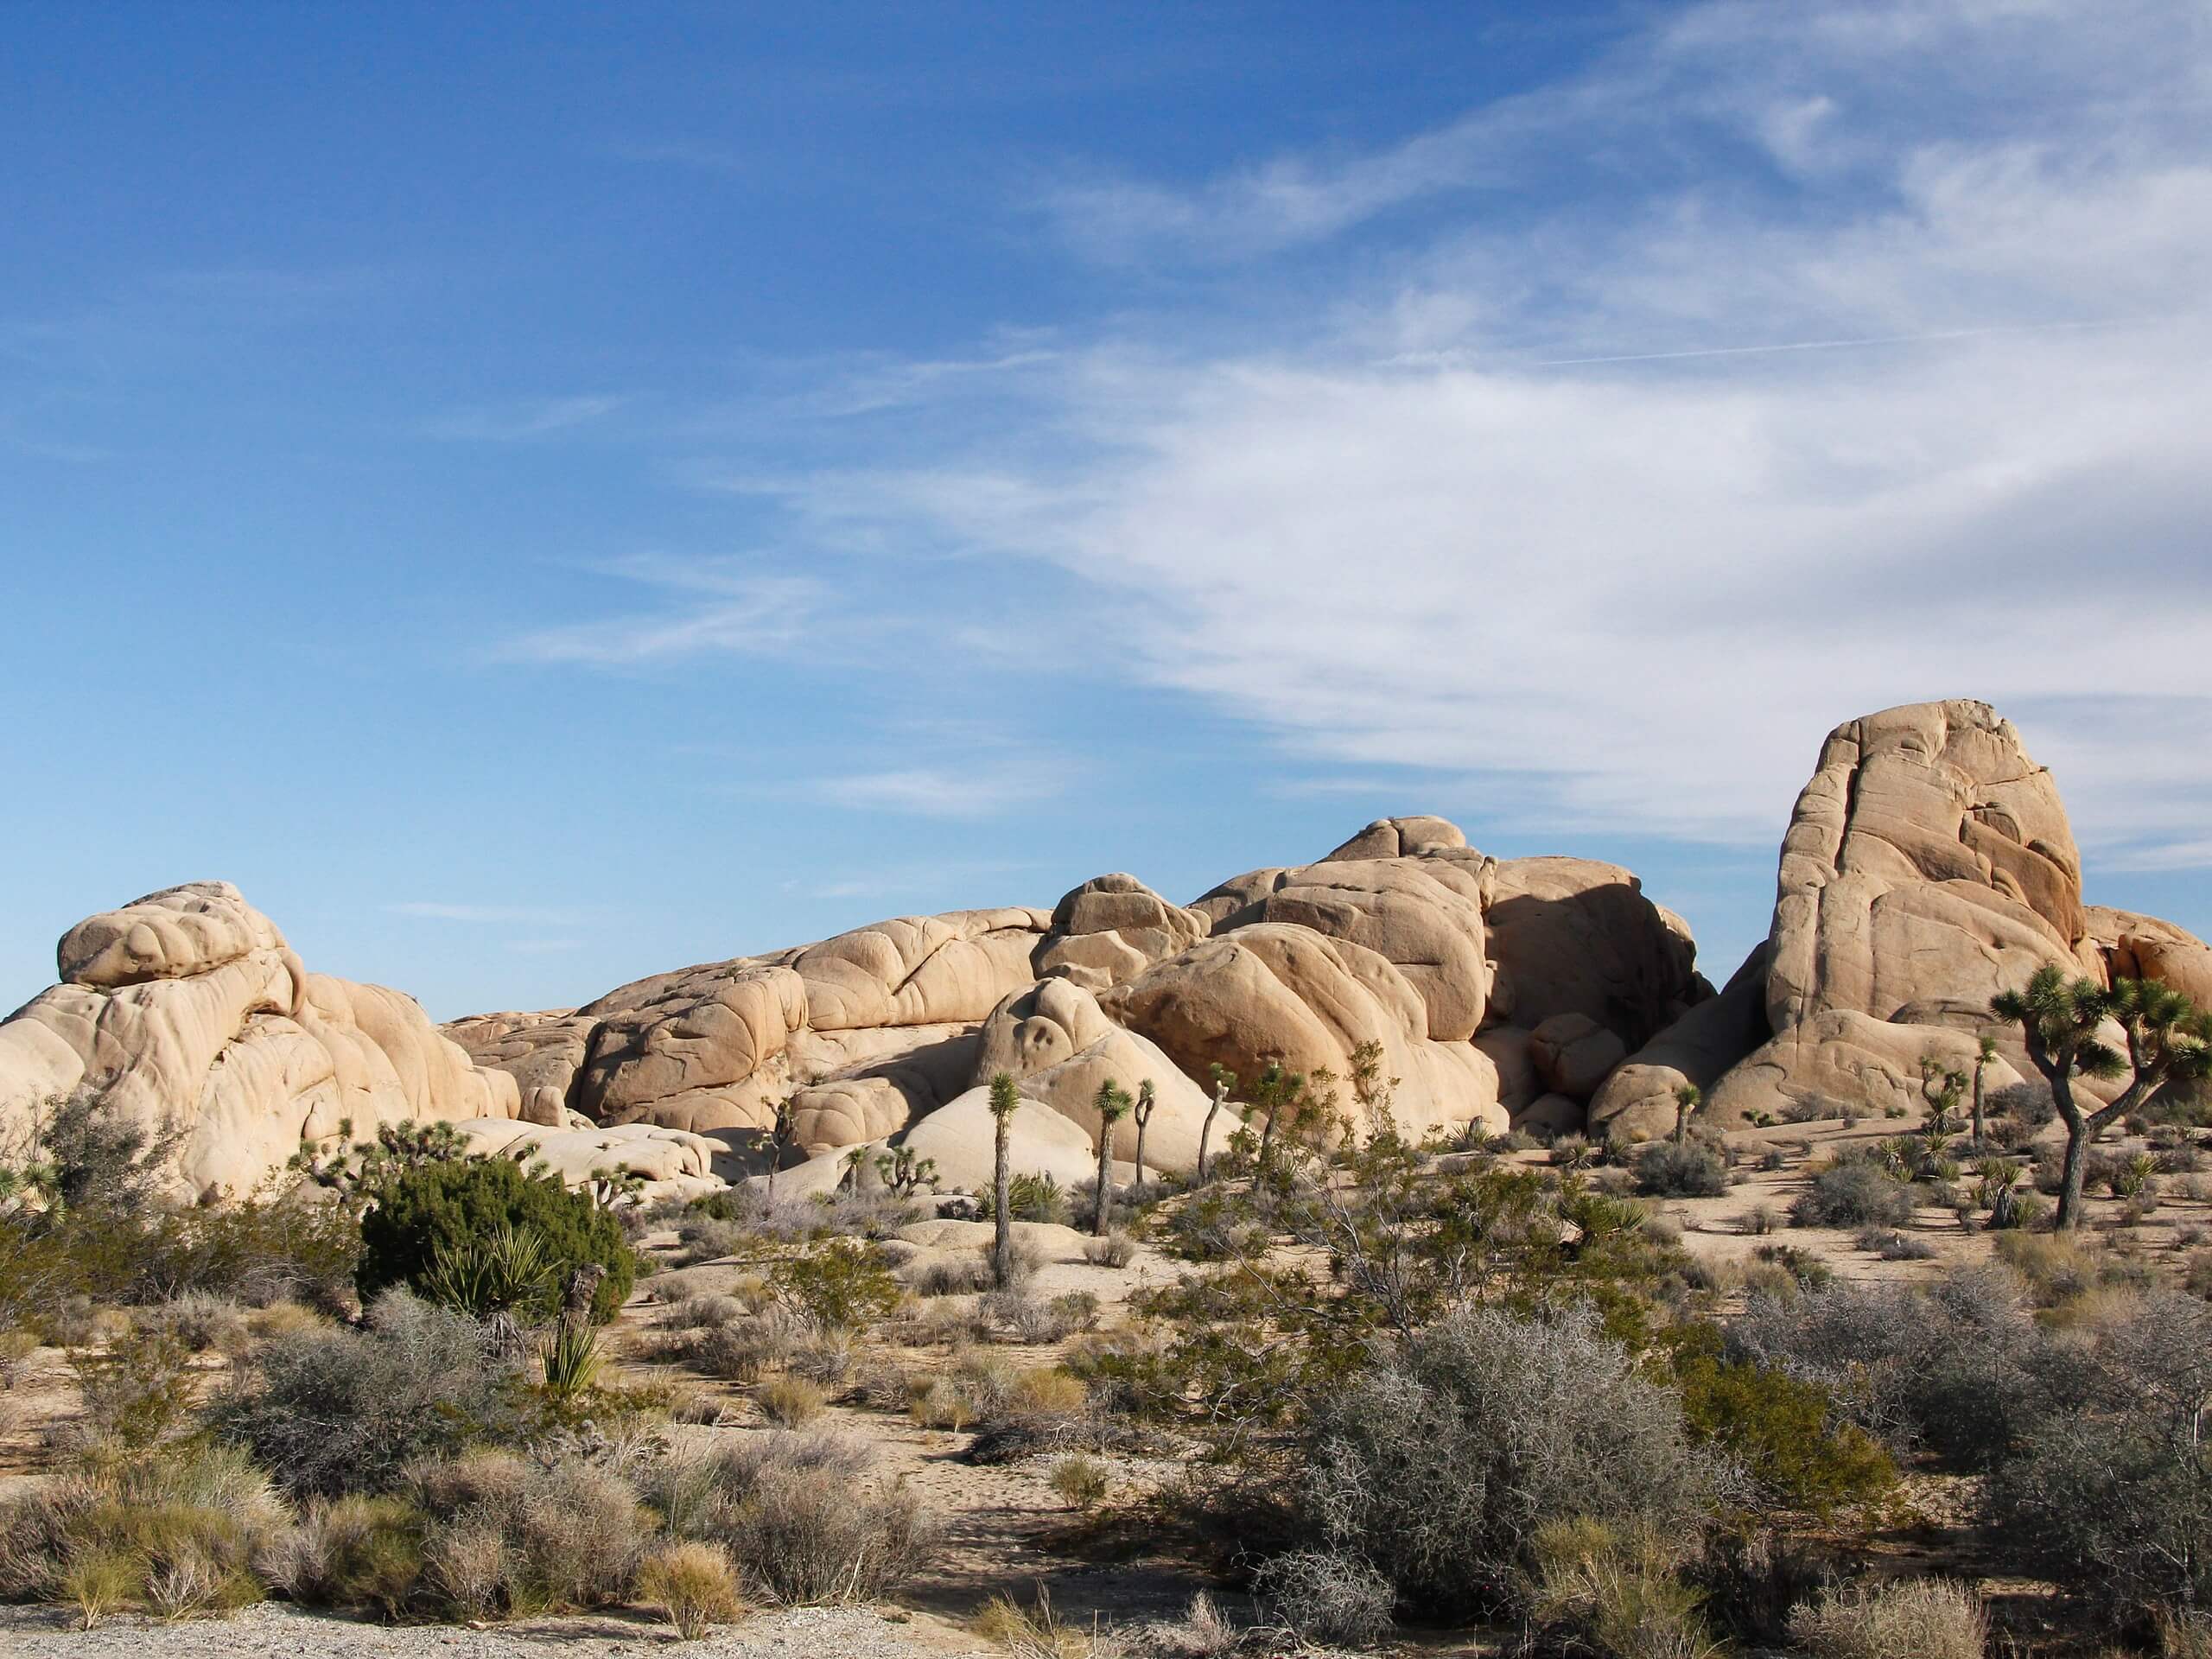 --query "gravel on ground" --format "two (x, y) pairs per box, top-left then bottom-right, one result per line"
(0, 1602), (988, 1658)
